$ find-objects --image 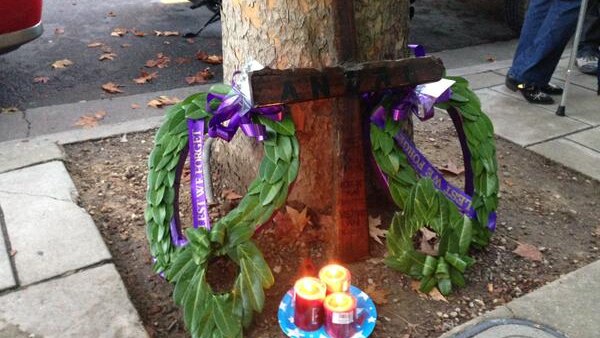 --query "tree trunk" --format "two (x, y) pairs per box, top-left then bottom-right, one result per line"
(213, 0), (410, 261)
